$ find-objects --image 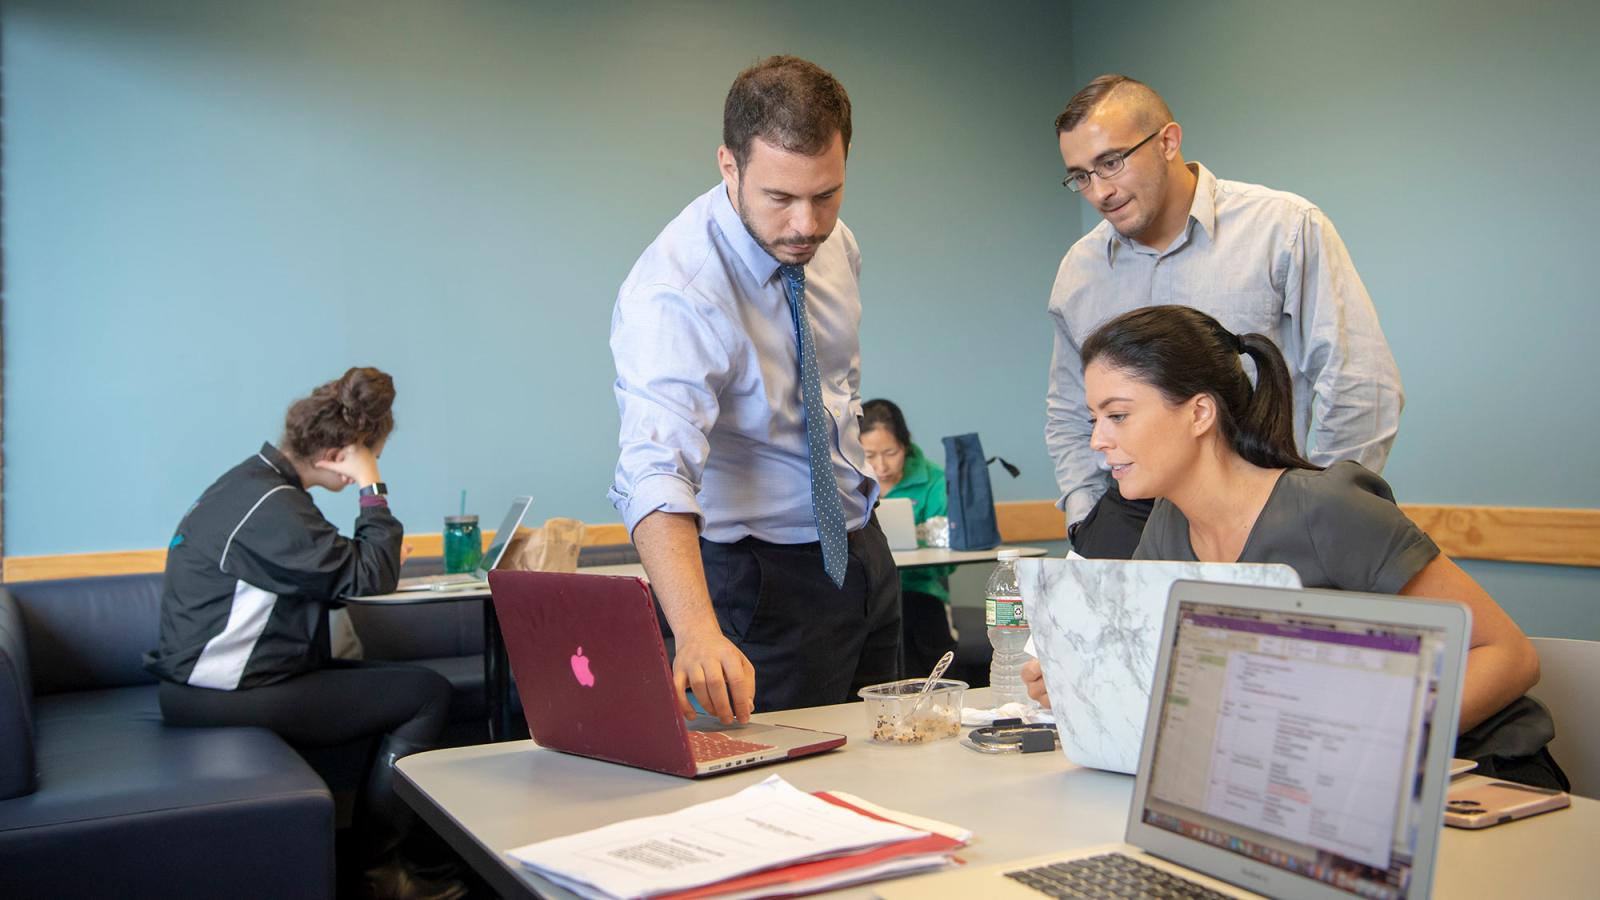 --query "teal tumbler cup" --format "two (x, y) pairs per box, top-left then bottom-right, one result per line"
(442, 515), (483, 574)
